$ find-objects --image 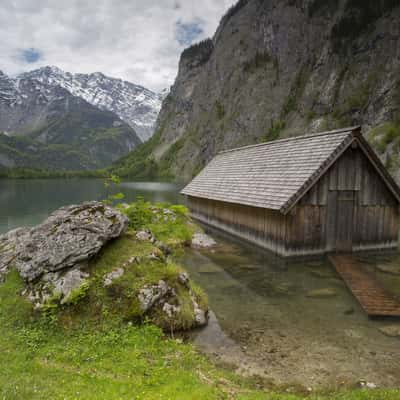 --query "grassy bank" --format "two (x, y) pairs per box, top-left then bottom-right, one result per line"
(0, 200), (399, 399)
